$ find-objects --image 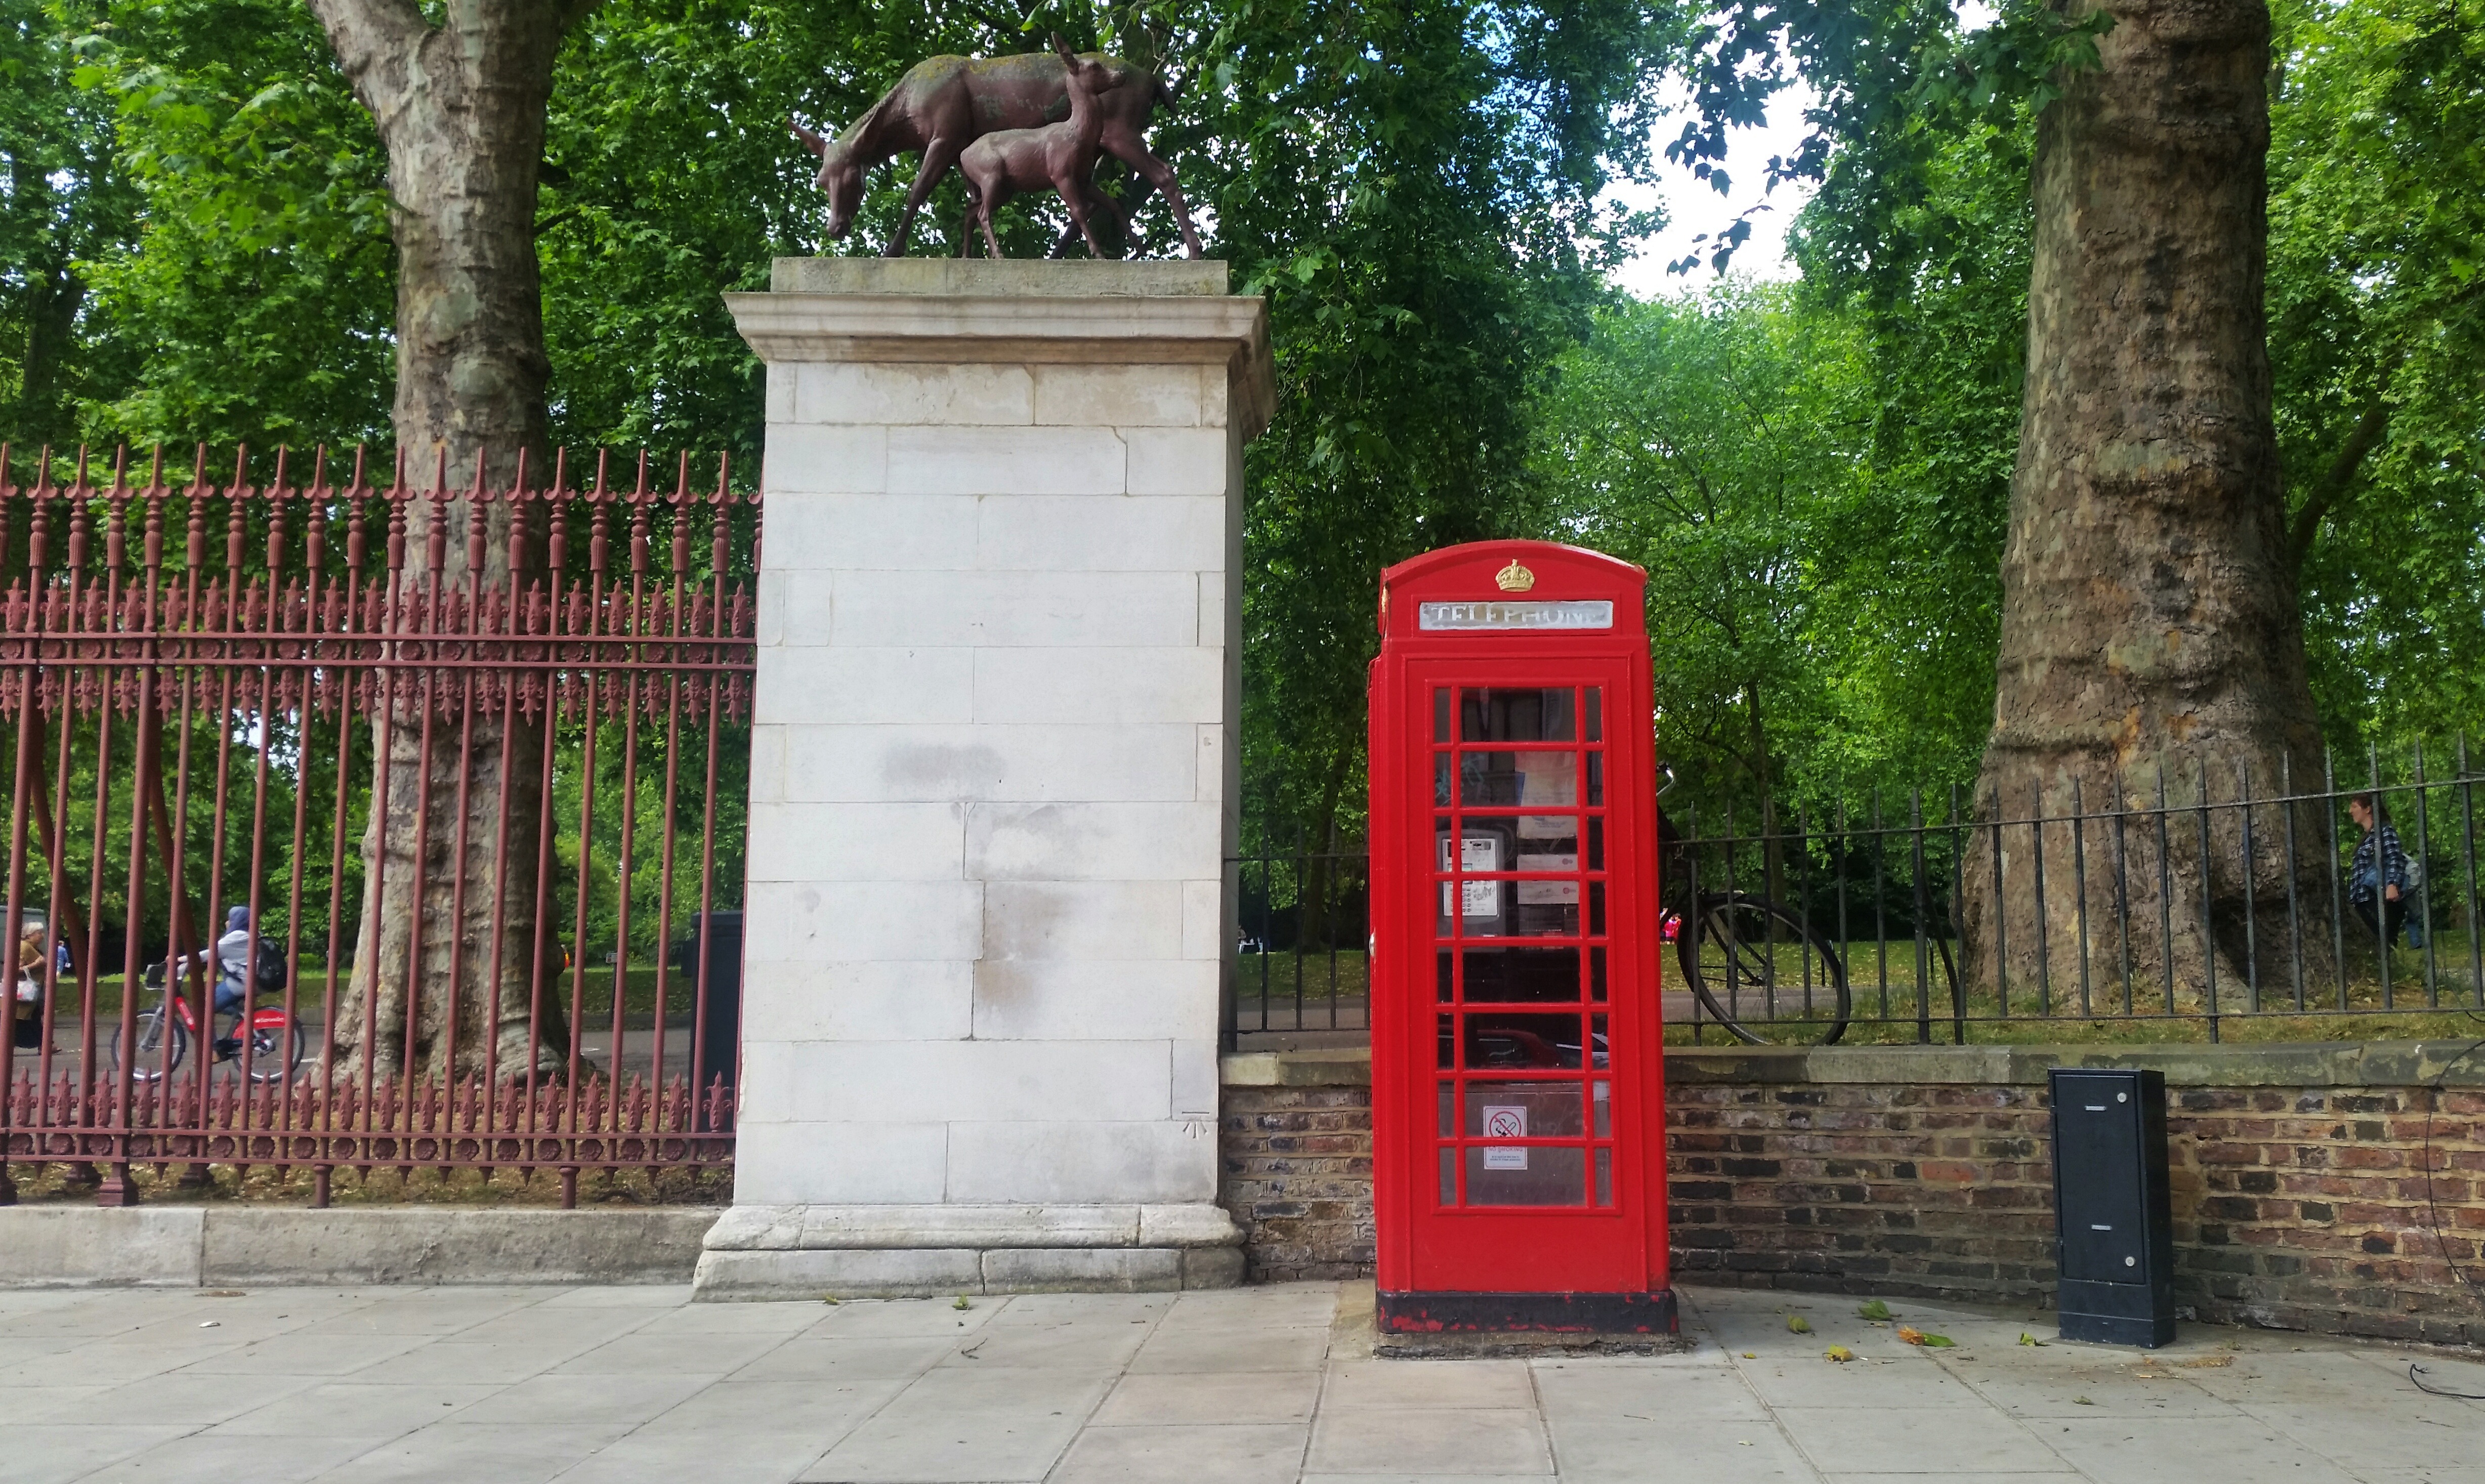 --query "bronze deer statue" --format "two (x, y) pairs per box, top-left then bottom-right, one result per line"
(956, 37), (1119, 258)
(788, 43), (1202, 259)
